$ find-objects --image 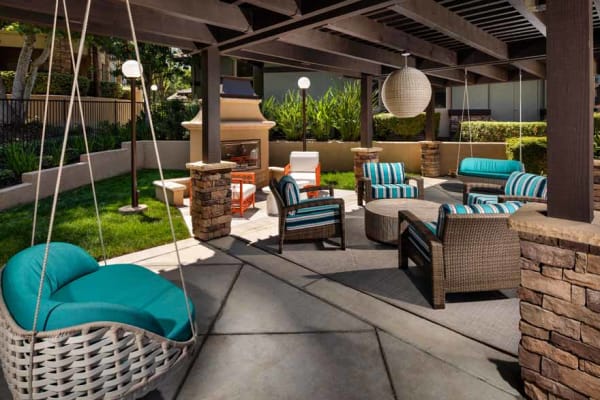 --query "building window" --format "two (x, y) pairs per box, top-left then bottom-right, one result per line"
(221, 140), (260, 170)
(434, 88), (447, 108)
